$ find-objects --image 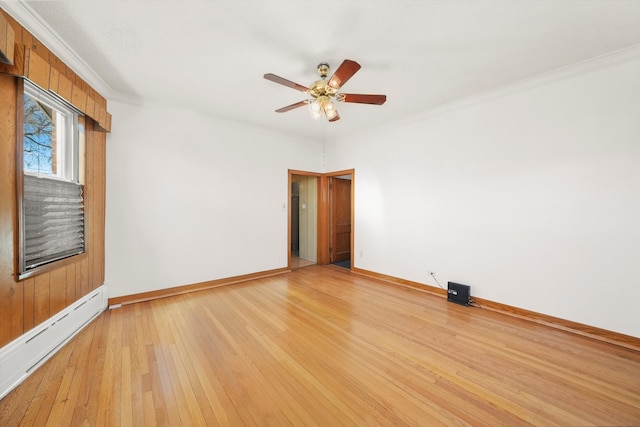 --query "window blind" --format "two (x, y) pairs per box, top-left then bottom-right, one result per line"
(23, 174), (85, 270)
